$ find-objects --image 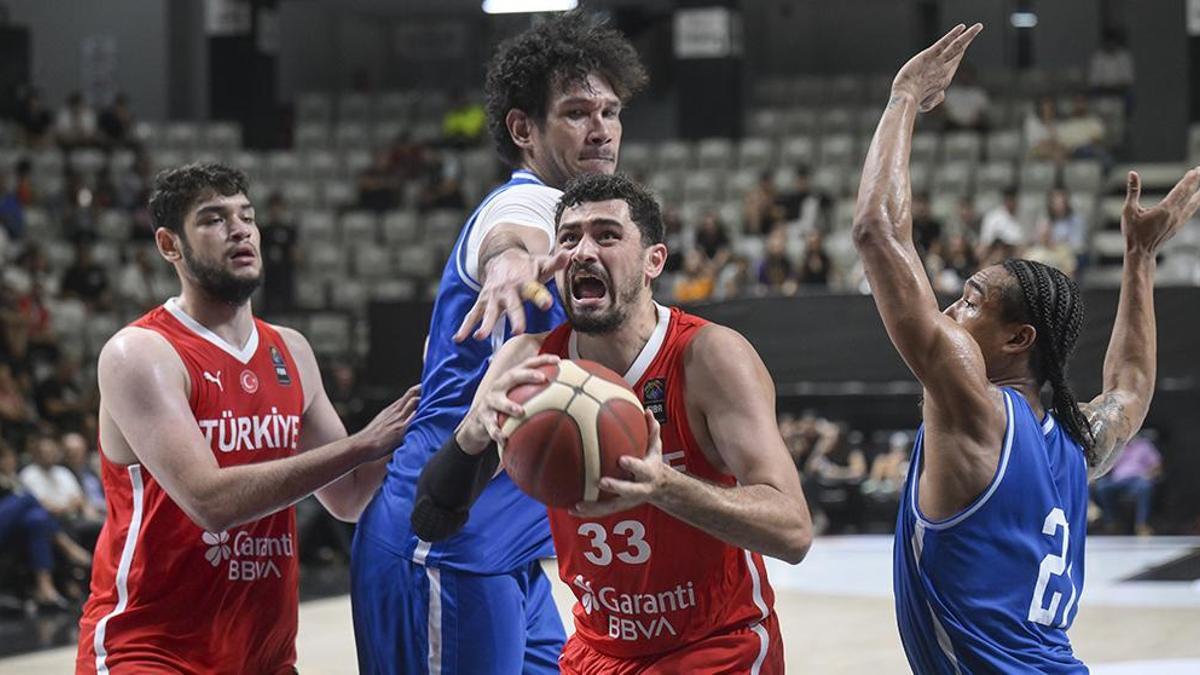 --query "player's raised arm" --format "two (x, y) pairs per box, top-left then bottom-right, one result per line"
(99, 328), (417, 533)
(1085, 168), (1200, 478)
(574, 326), (812, 564)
